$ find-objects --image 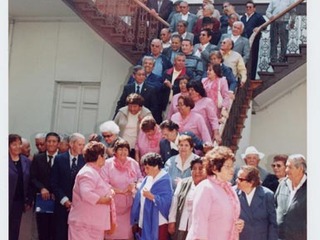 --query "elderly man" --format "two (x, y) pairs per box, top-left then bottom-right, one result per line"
(138, 38), (172, 77)
(162, 34), (183, 64)
(219, 21), (250, 63)
(220, 1), (238, 33)
(160, 28), (171, 49)
(266, 0), (296, 63)
(50, 133), (86, 240)
(220, 38), (247, 87)
(35, 132), (47, 154)
(241, 146), (270, 181)
(21, 138), (33, 160)
(241, 1), (266, 79)
(115, 65), (161, 123)
(275, 154), (307, 240)
(238, 146), (270, 182)
(181, 39), (204, 81)
(169, 1), (198, 33)
(193, 28), (218, 70)
(172, 20), (194, 43)
(162, 53), (193, 113)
